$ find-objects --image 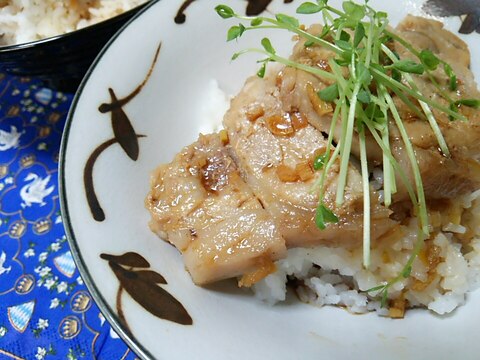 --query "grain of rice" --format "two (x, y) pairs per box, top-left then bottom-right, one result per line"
(0, 0), (147, 46)
(253, 188), (480, 316)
